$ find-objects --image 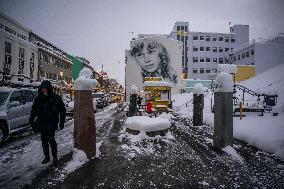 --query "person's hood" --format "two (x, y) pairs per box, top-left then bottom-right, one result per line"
(39, 80), (53, 95)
